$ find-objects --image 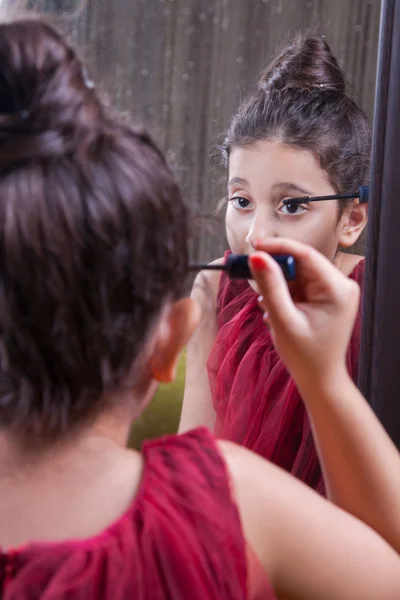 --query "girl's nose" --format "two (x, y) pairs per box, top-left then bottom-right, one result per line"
(246, 218), (273, 249)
